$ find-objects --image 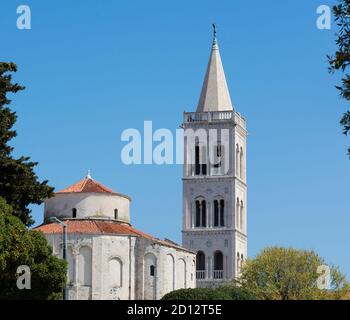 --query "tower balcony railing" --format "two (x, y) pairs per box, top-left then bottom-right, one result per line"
(183, 111), (246, 128)
(196, 270), (206, 279)
(184, 111), (233, 123)
(213, 270), (224, 279)
(196, 270), (224, 280)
